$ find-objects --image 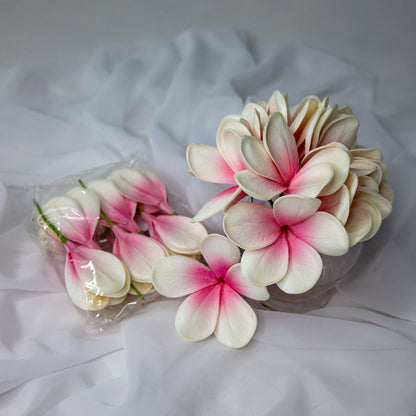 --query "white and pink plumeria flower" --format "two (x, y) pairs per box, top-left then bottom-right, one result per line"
(141, 211), (208, 255)
(64, 241), (131, 310)
(110, 167), (174, 215)
(112, 224), (168, 285)
(86, 179), (141, 233)
(39, 187), (100, 249)
(152, 234), (269, 348)
(235, 113), (352, 201)
(224, 195), (349, 294)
